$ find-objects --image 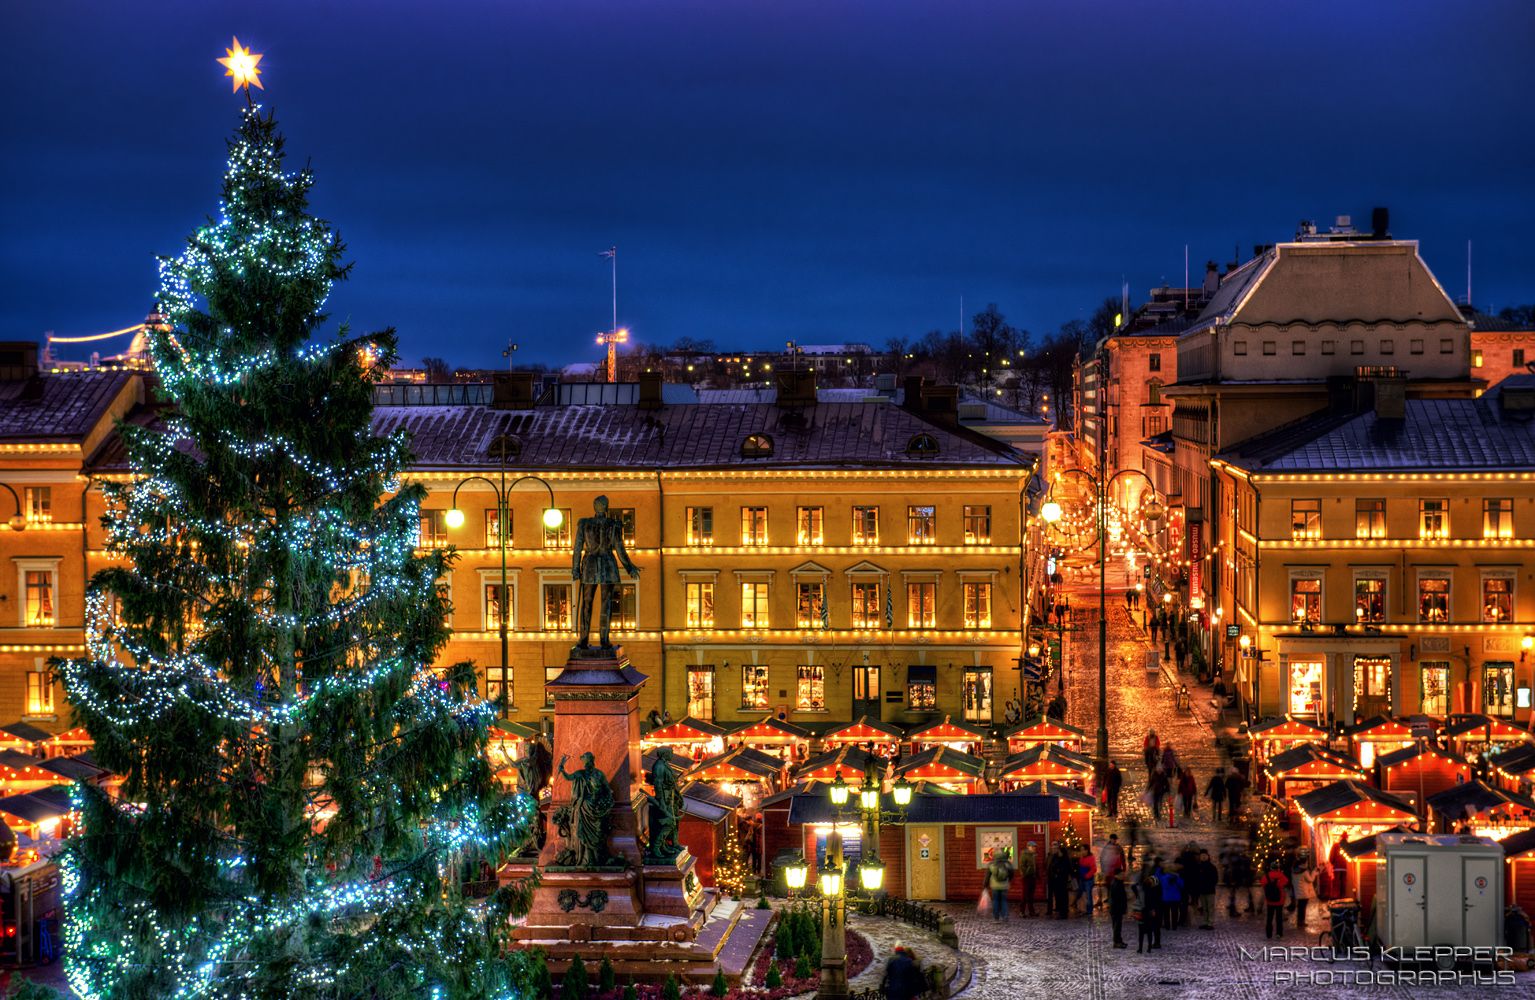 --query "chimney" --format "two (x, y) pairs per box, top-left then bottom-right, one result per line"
(1203, 261), (1219, 297)
(774, 368), (816, 408)
(920, 384), (959, 422)
(902, 375), (925, 407)
(1362, 374), (1406, 421)
(0, 342), (40, 381)
(637, 370), (663, 410)
(491, 371), (538, 410)
(1371, 206), (1390, 240)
